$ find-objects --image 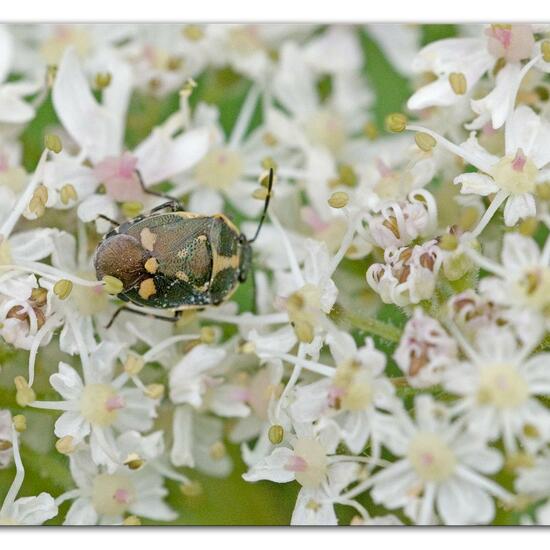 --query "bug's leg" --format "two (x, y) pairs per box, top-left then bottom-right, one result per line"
(105, 306), (181, 329)
(96, 214), (120, 228)
(135, 170), (185, 211)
